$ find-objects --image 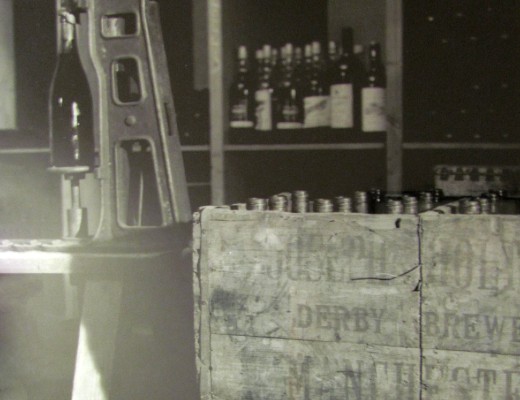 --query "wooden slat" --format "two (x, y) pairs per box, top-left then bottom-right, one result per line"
(207, 0), (225, 205)
(385, 0), (403, 192)
(421, 214), (520, 356)
(422, 349), (520, 399)
(224, 143), (385, 151)
(211, 335), (420, 400)
(204, 211), (420, 346)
